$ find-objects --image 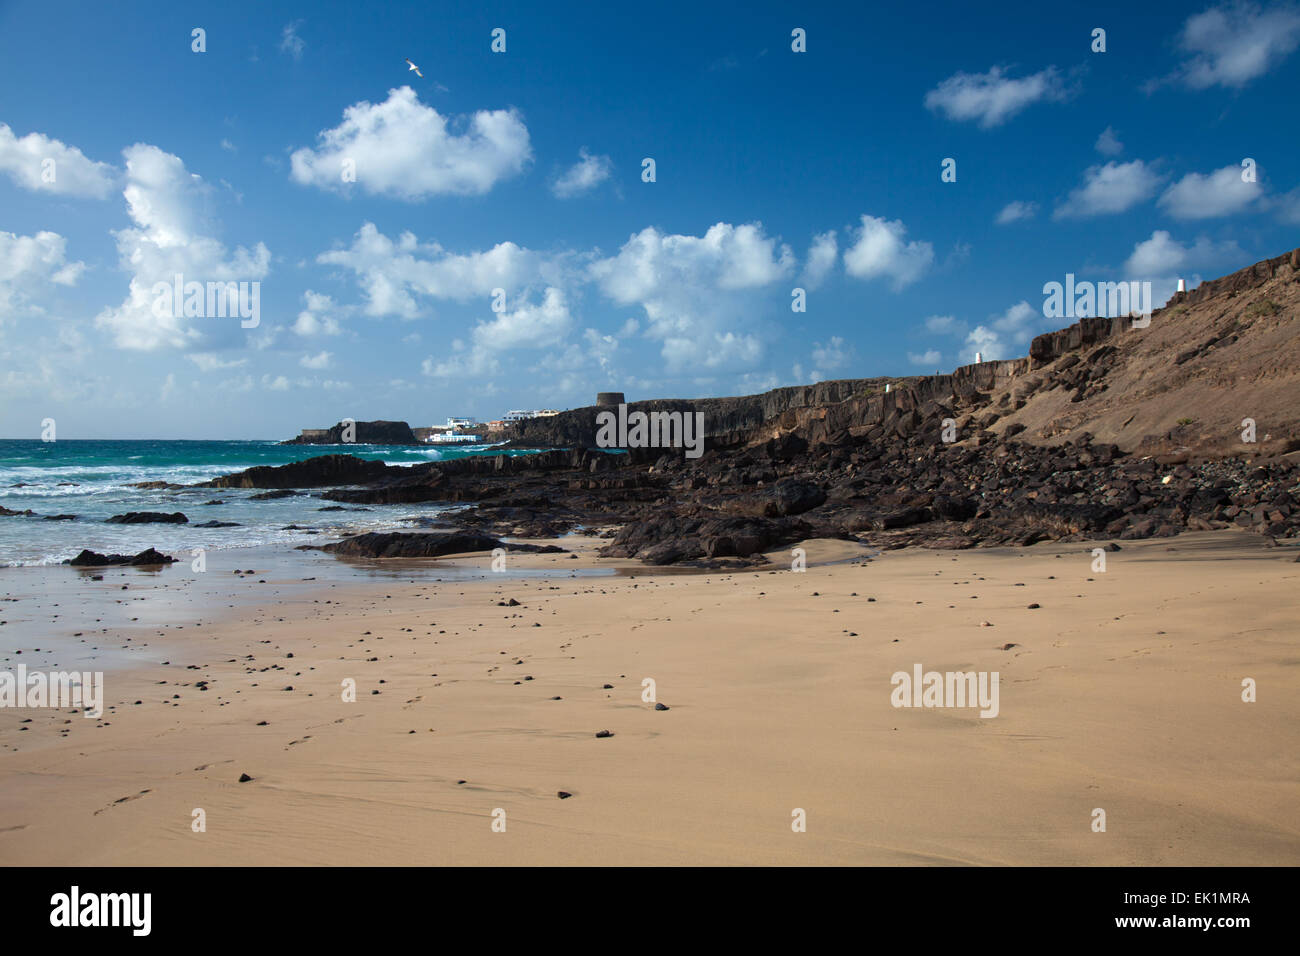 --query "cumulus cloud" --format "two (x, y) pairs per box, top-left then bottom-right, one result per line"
(1054, 160), (1162, 219)
(300, 350), (333, 369)
(317, 222), (547, 318)
(1158, 164), (1263, 218)
(471, 287), (574, 351)
(290, 87), (531, 200)
(0, 123), (116, 198)
(963, 325), (1004, 363)
(551, 148), (612, 198)
(293, 290), (344, 336)
(924, 314), (966, 335)
(842, 215), (933, 289)
(800, 231), (838, 288)
(989, 300), (1039, 344)
(94, 144), (271, 351)
(0, 230), (86, 318)
(1095, 126), (1123, 156)
(995, 200), (1038, 224)
(1123, 230), (1242, 276)
(1157, 1), (1300, 89)
(908, 349), (942, 366)
(810, 336), (852, 374)
(590, 222), (793, 371)
(924, 65), (1069, 128)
